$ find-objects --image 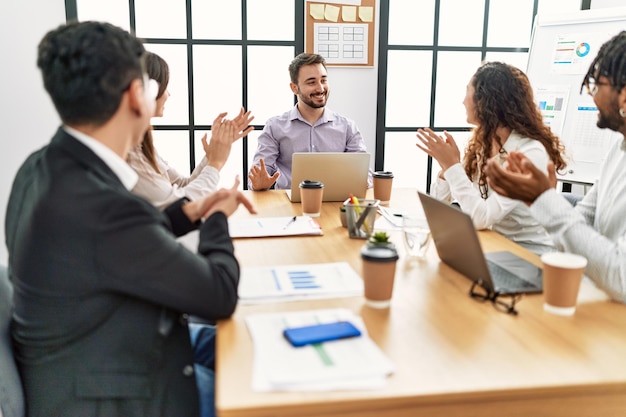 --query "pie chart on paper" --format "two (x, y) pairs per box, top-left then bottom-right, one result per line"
(576, 42), (590, 57)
